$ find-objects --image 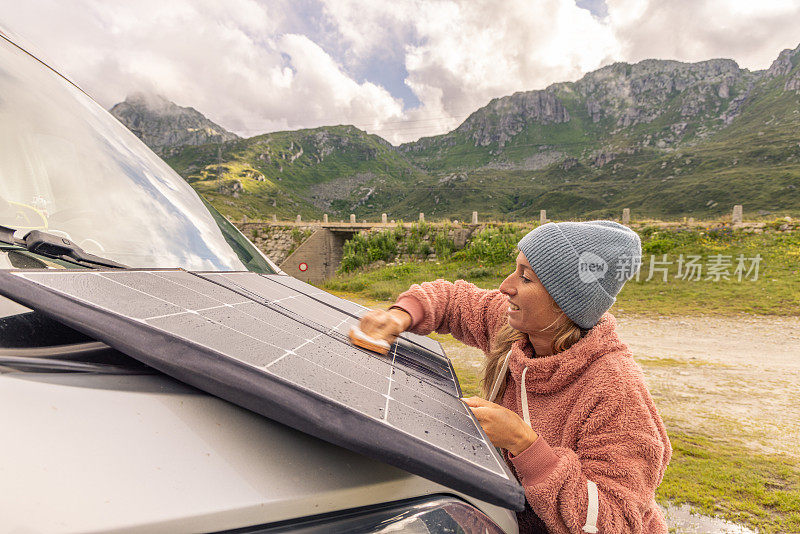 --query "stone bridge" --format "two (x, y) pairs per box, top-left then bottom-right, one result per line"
(235, 220), (474, 283)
